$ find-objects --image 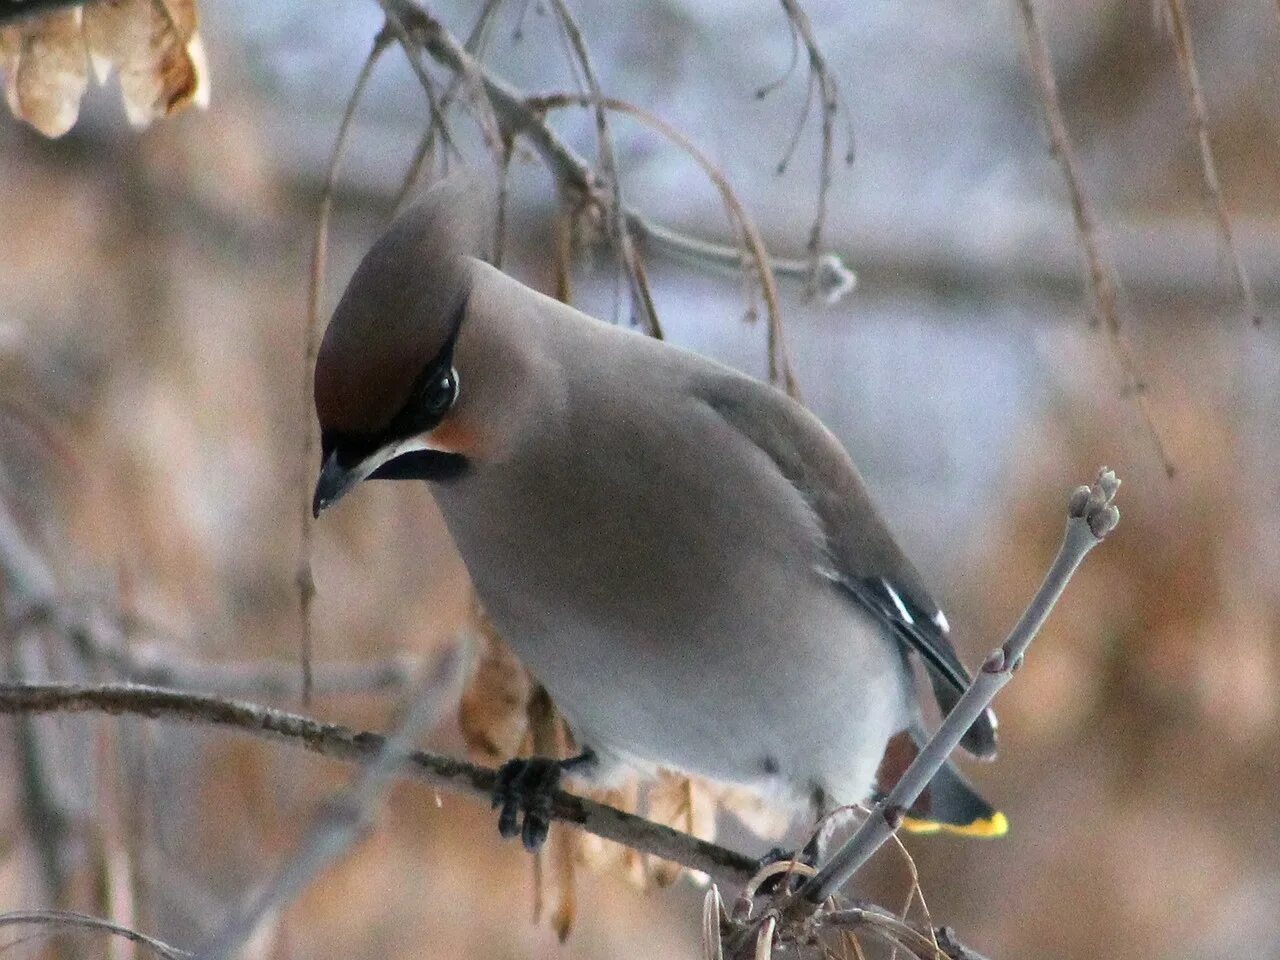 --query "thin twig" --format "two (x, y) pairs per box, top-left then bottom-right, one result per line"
(1161, 0), (1261, 325)
(297, 35), (389, 707)
(533, 93), (800, 398)
(626, 215), (856, 304)
(382, 0), (592, 191)
(790, 468), (1120, 905)
(194, 649), (463, 960)
(0, 507), (74, 925)
(0, 911), (190, 960)
(375, 0), (473, 158)
(774, 0), (855, 284)
(0, 681), (760, 885)
(497, 0), (660, 335)
(1011, 0), (1175, 478)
